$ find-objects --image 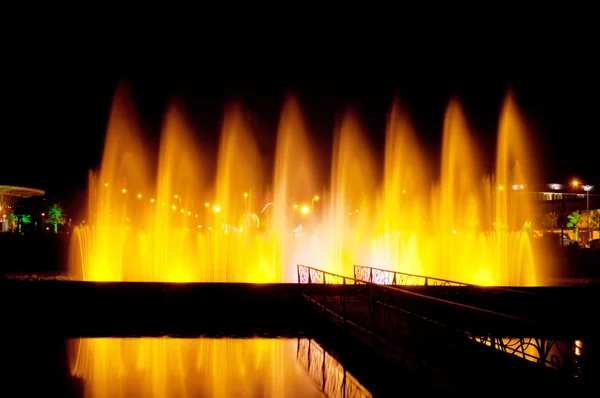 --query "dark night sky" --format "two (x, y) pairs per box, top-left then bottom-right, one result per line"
(2, 27), (598, 215)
